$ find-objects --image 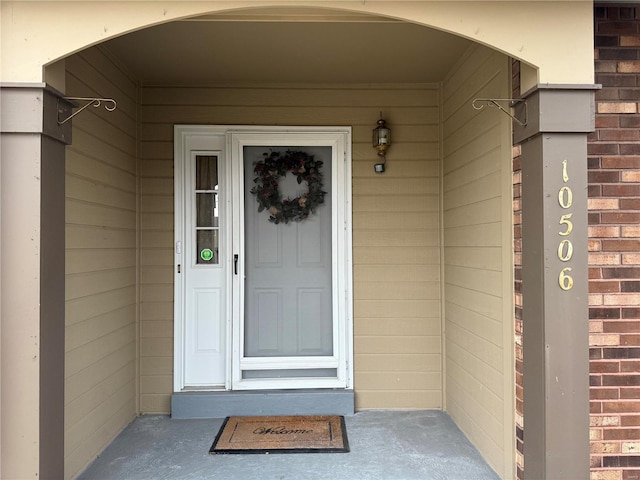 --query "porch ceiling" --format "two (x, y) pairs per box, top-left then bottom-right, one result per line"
(103, 12), (471, 85)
